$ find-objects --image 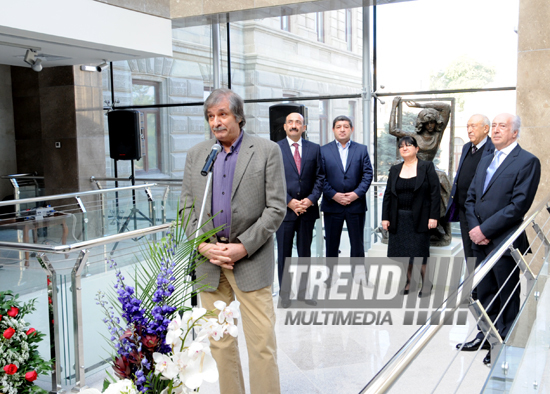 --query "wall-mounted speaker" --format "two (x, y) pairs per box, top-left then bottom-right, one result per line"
(107, 110), (145, 161)
(269, 104), (308, 143)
